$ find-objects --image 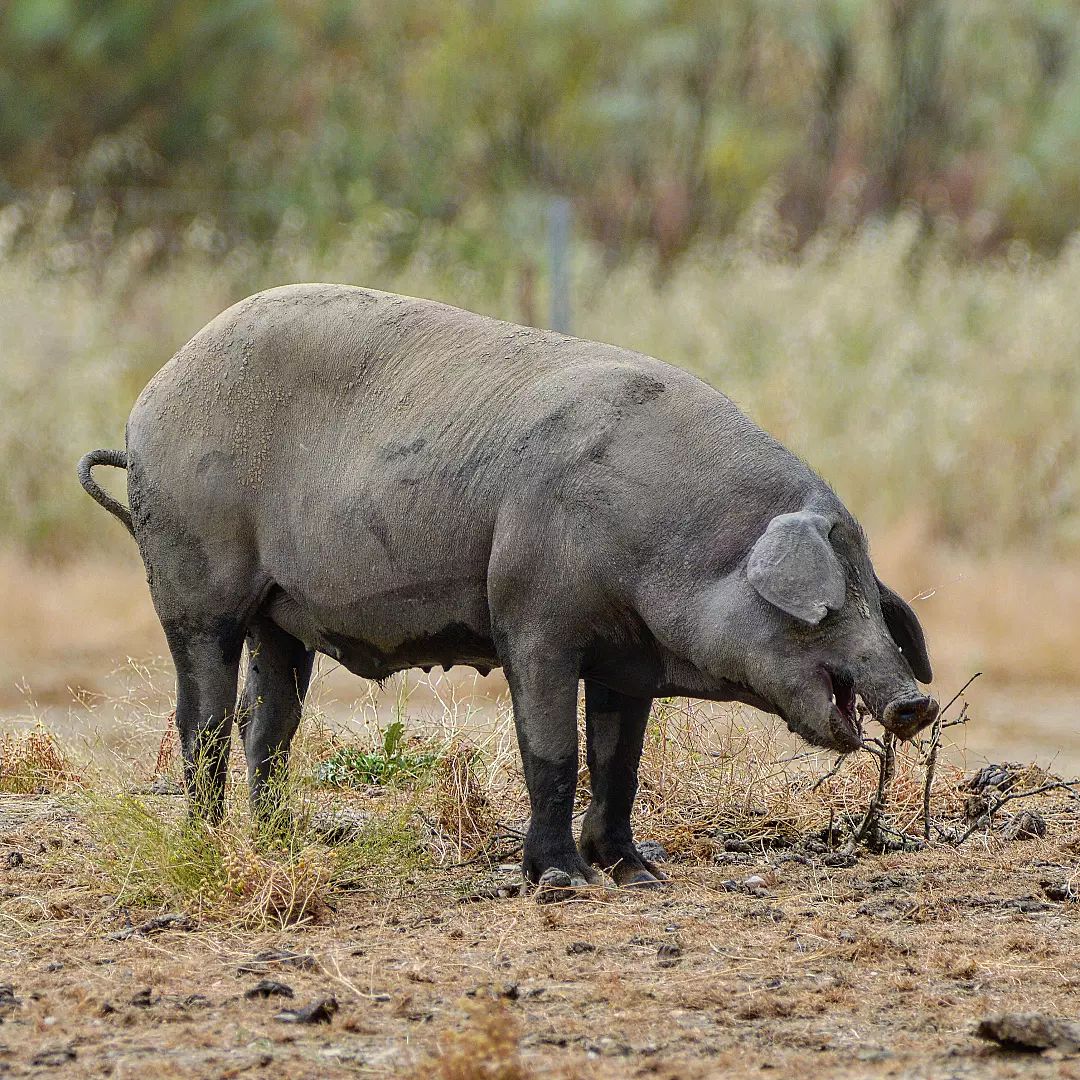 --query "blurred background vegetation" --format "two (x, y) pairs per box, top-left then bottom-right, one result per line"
(1, 0), (1078, 561)
(1, 0), (1078, 765)
(7, 0), (1080, 264)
